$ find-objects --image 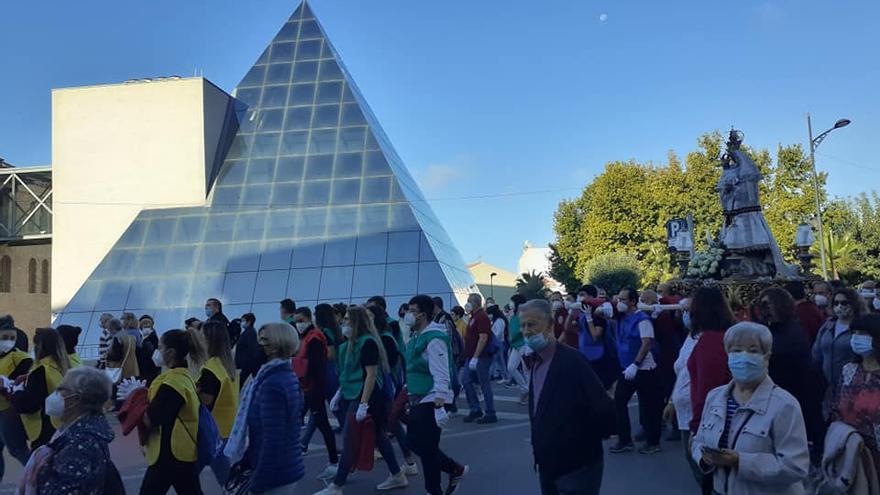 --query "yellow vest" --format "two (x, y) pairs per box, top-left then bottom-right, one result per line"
(68, 353), (82, 368)
(0, 350), (30, 411)
(21, 358), (63, 441)
(146, 368), (199, 465)
(202, 357), (239, 438)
